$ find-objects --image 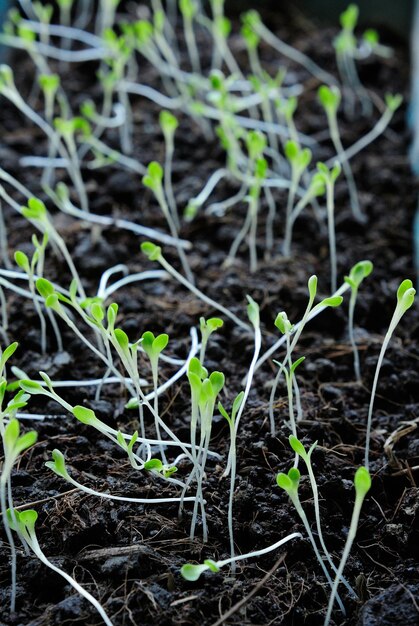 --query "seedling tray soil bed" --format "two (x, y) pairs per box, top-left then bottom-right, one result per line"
(0, 3), (418, 626)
